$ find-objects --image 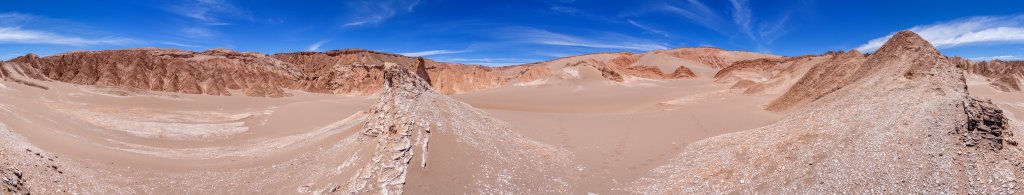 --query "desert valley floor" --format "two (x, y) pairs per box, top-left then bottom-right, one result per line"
(2, 31), (1024, 194)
